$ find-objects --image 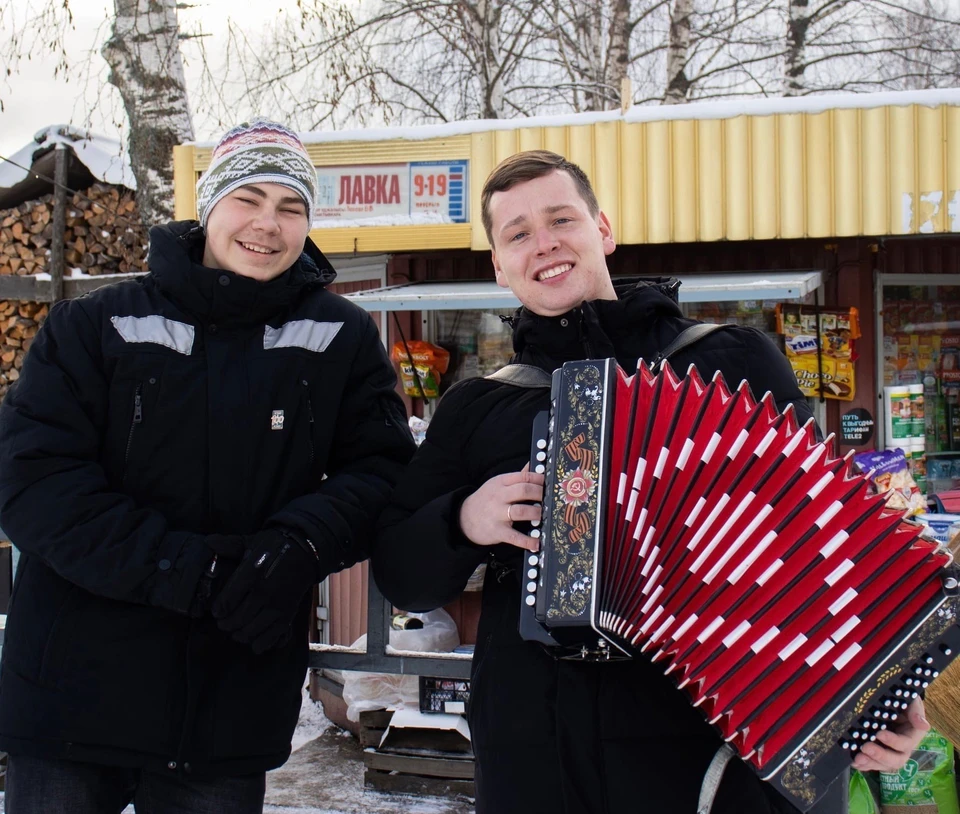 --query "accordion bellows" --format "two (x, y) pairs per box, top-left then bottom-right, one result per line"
(520, 358), (960, 811)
